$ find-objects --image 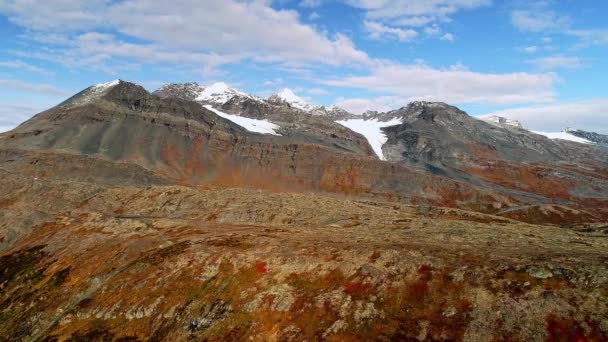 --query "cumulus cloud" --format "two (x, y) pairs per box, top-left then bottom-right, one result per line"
(567, 30), (608, 47)
(0, 0), (109, 31)
(527, 55), (581, 70)
(0, 60), (52, 75)
(440, 33), (454, 41)
(307, 88), (329, 95)
(300, 0), (323, 8)
(346, 0), (491, 26)
(482, 99), (608, 134)
(0, 0), (370, 71)
(0, 104), (44, 132)
(511, 10), (569, 32)
(0, 79), (69, 96)
(324, 62), (556, 105)
(309, 11), (321, 20)
(364, 21), (418, 42)
(510, 2), (607, 48)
